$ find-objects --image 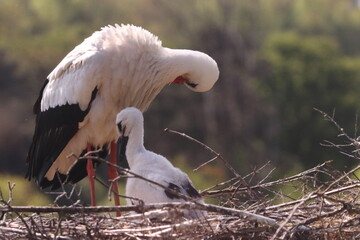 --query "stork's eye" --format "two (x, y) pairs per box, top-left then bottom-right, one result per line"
(186, 81), (198, 88)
